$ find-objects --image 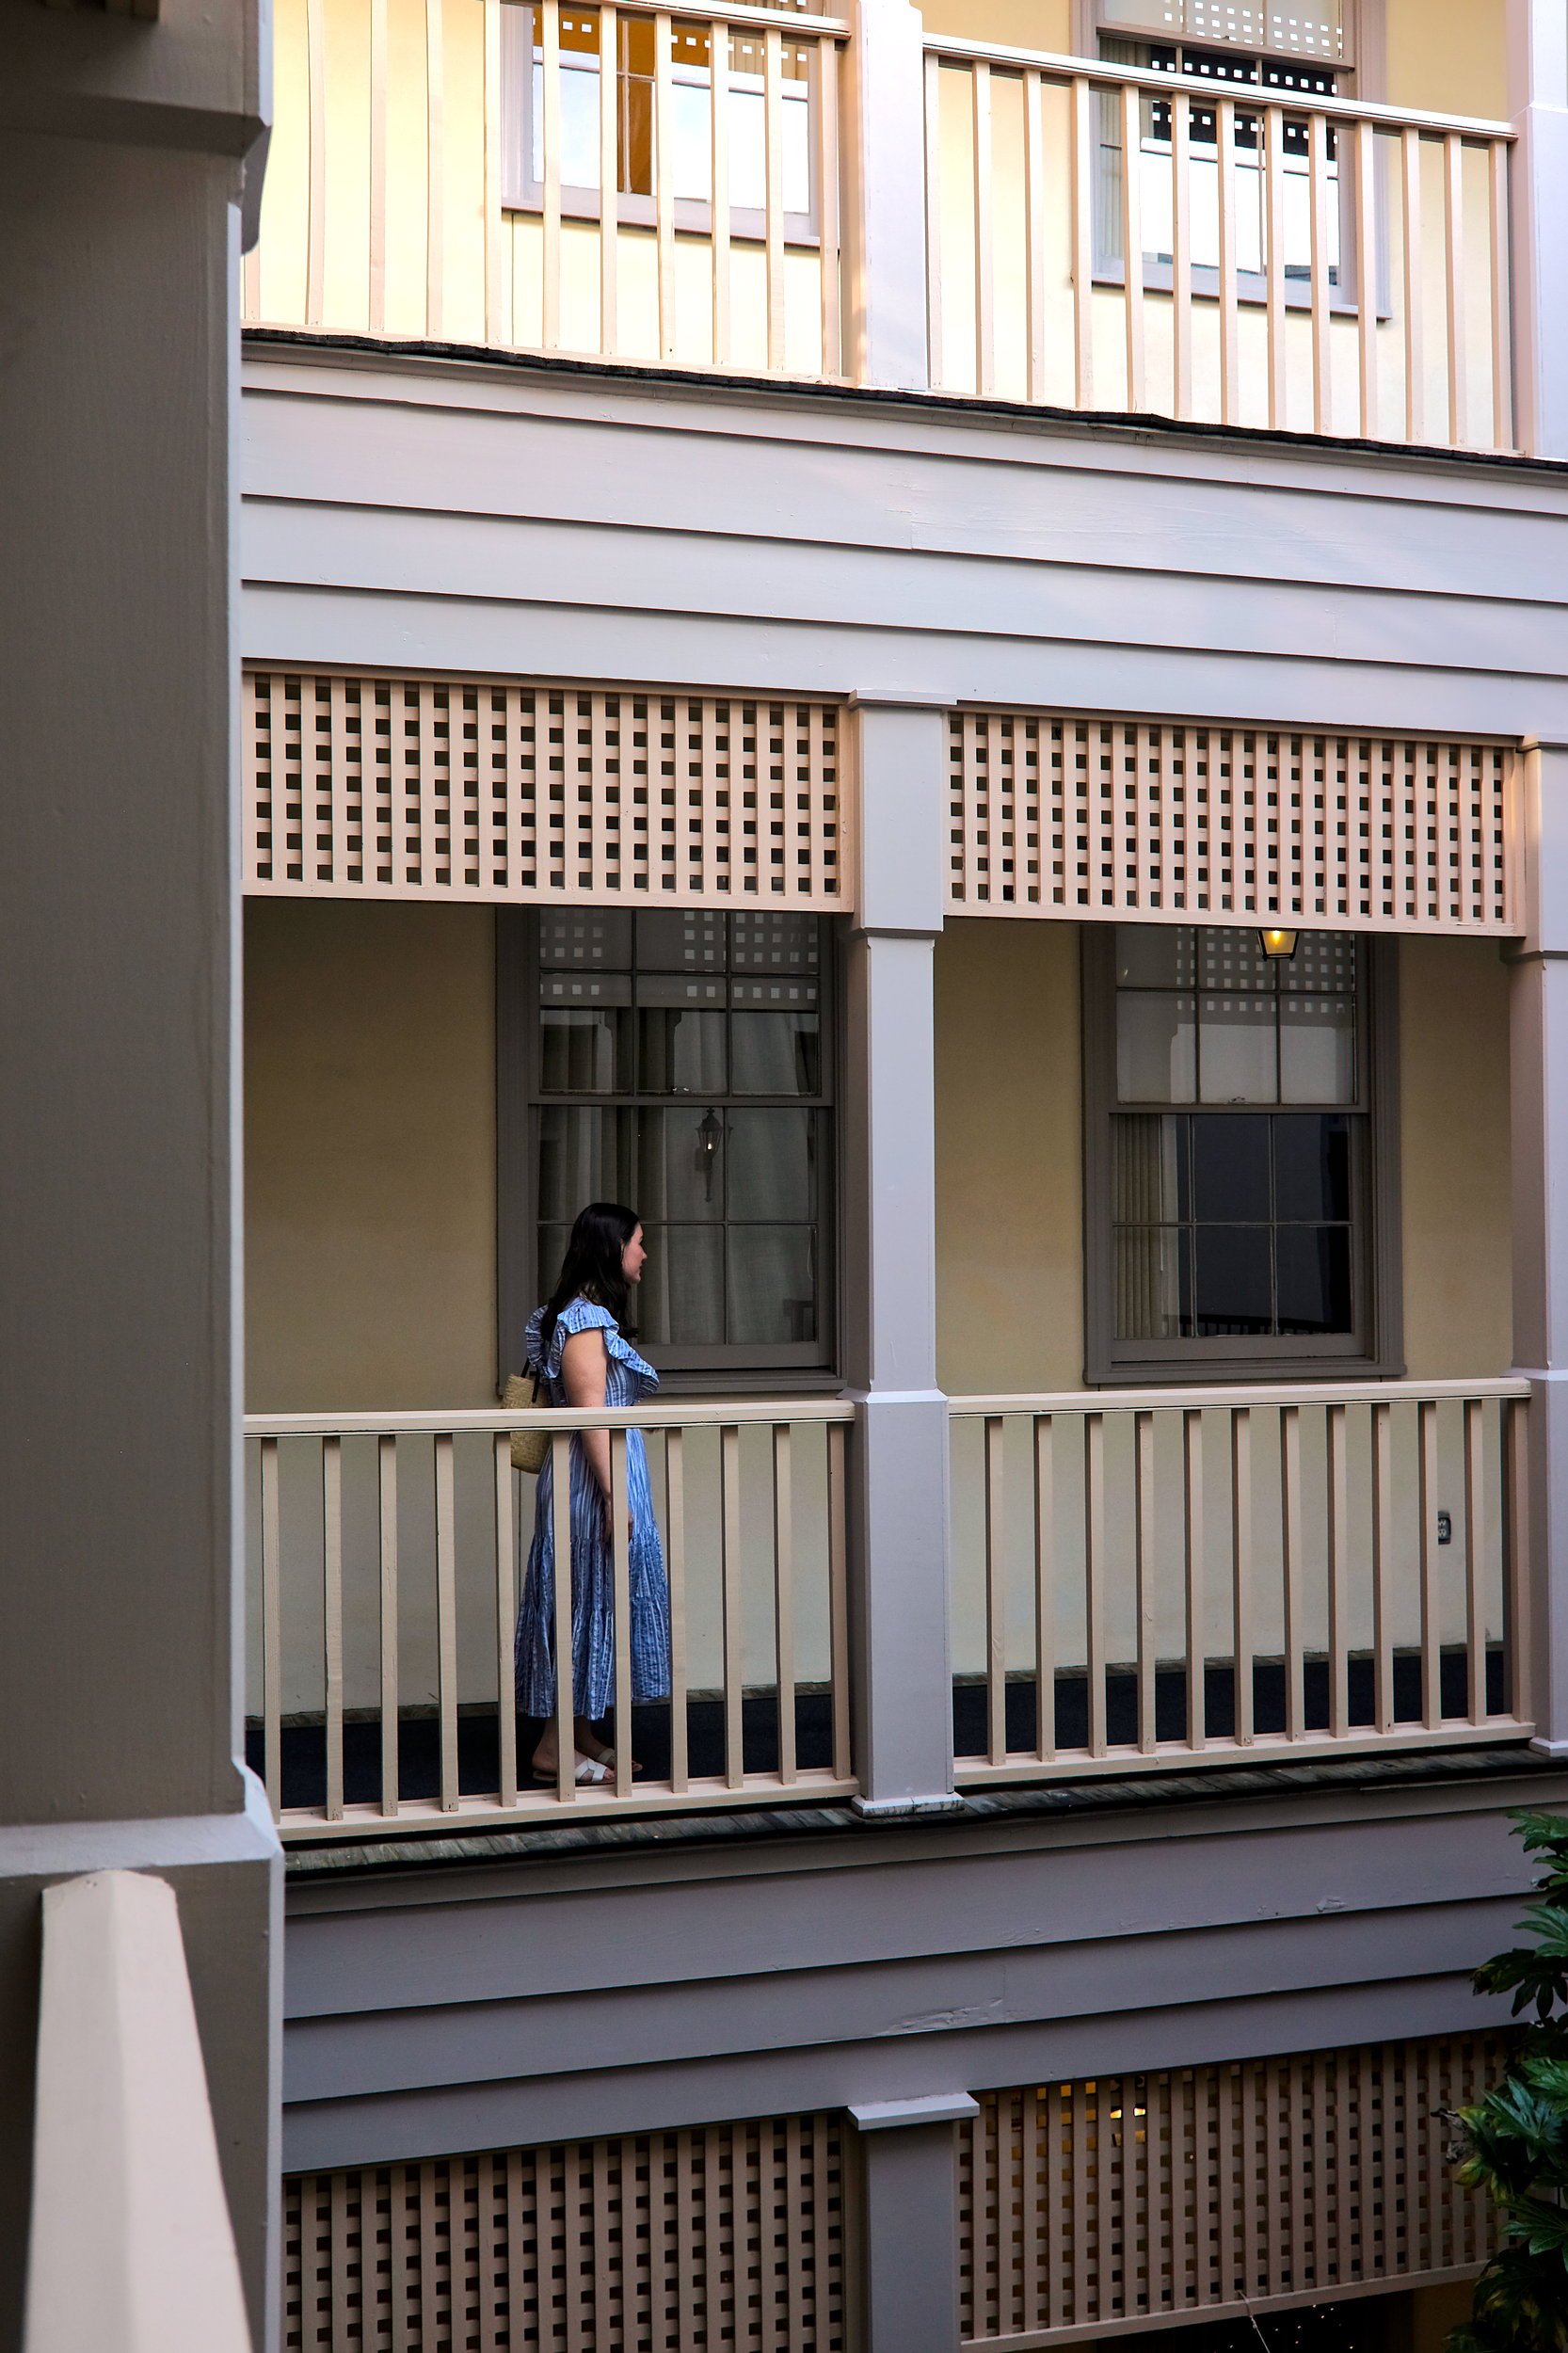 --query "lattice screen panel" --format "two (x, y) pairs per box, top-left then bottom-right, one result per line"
(284, 2112), (854, 2352)
(959, 2035), (1509, 2346)
(245, 673), (847, 907)
(949, 712), (1514, 932)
